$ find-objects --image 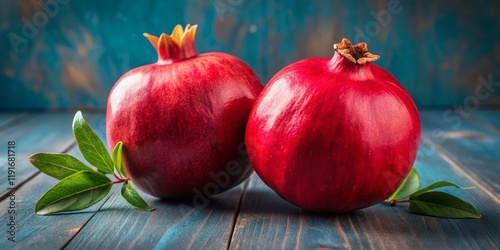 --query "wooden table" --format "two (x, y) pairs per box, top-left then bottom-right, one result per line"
(0, 110), (499, 249)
